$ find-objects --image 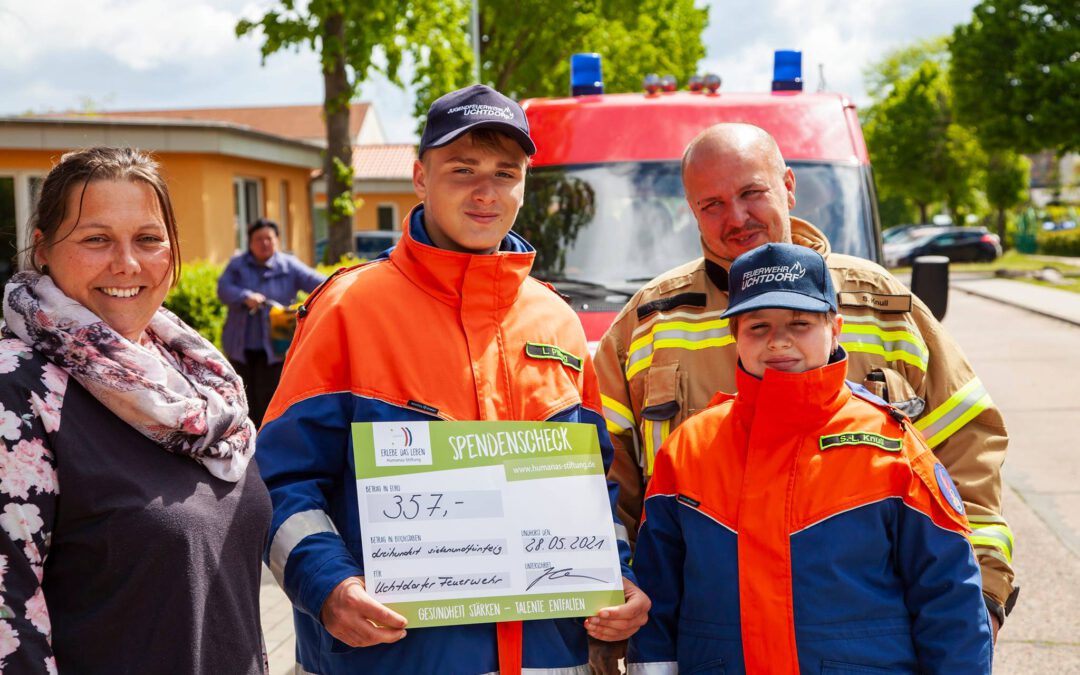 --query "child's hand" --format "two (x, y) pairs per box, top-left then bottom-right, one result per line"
(584, 577), (651, 642)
